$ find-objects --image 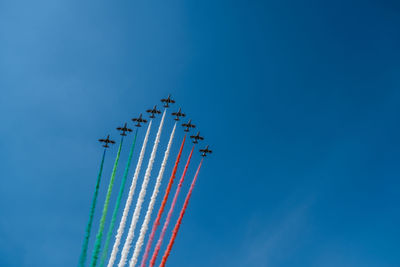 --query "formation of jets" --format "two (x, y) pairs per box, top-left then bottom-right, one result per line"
(99, 95), (212, 157)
